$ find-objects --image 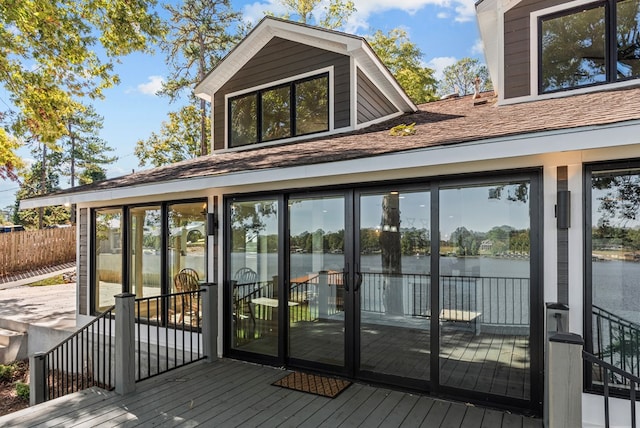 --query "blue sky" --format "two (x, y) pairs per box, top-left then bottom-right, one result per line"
(0, 0), (482, 212)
